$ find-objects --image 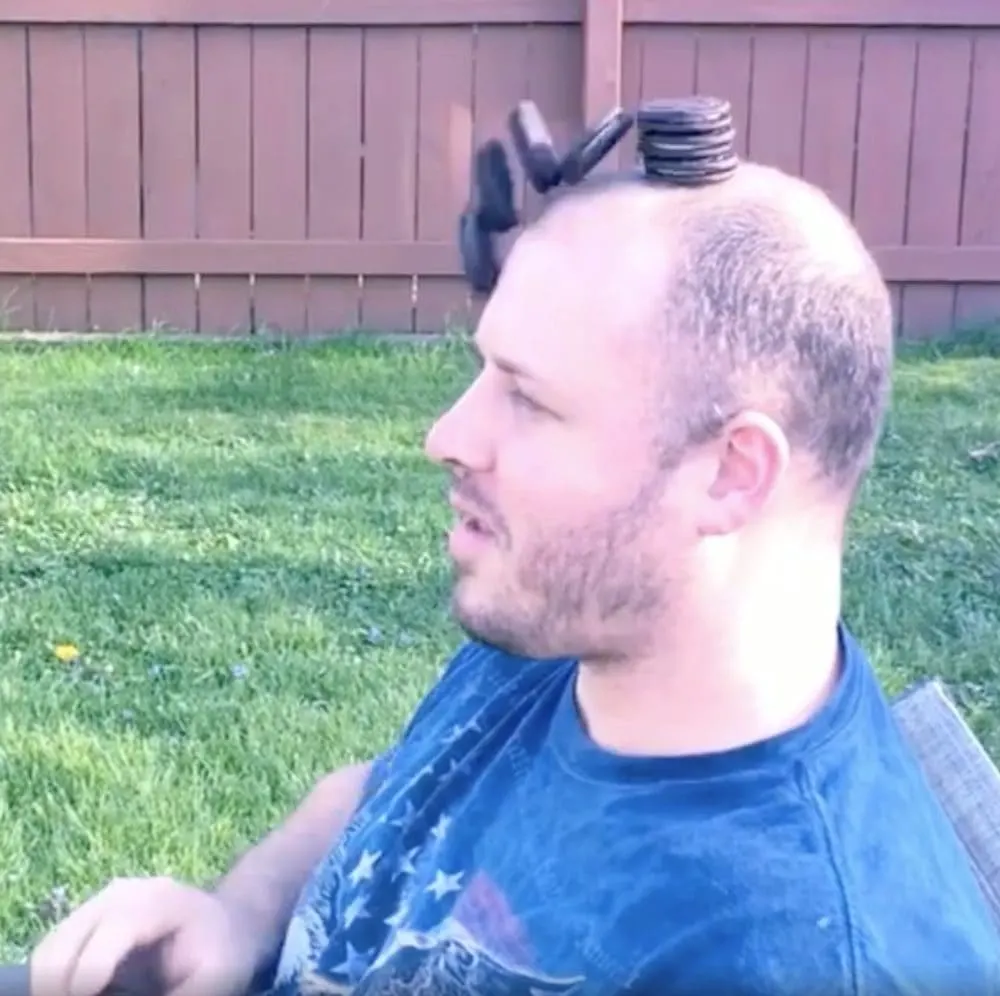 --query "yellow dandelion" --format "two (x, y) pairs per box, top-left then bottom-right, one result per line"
(54, 643), (80, 663)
